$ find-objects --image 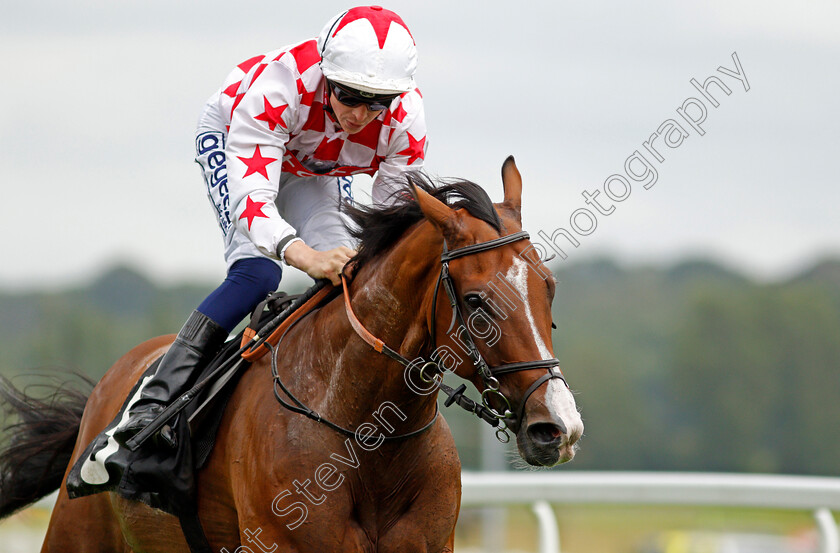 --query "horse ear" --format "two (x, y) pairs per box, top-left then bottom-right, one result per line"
(501, 155), (522, 222)
(407, 176), (457, 233)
